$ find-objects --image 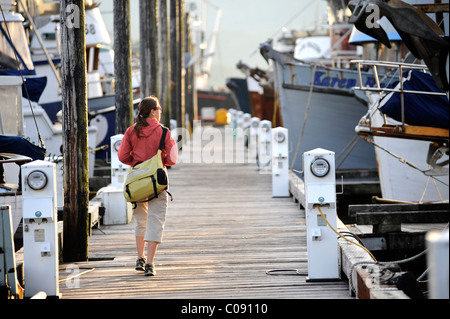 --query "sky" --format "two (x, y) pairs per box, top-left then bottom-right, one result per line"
(99, 0), (329, 90)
